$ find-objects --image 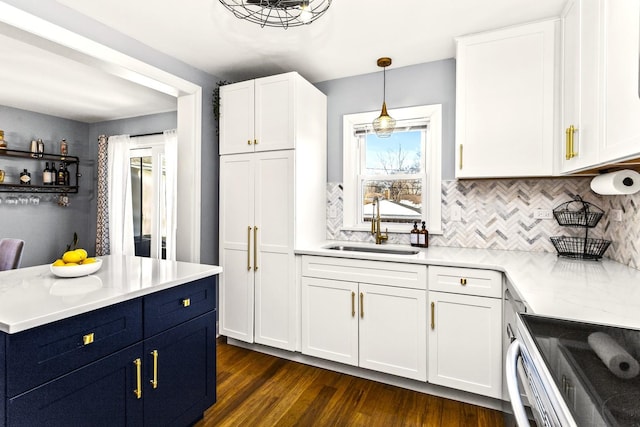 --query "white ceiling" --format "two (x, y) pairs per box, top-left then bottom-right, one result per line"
(2, 0), (567, 123)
